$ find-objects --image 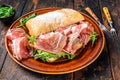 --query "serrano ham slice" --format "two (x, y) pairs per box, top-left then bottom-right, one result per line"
(34, 32), (67, 54)
(11, 37), (32, 60)
(63, 32), (83, 54)
(6, 28), (32, 60)
(56, 21), (94, 54)
(79, 23), (94, 45)
(6, 28), (27, 40)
